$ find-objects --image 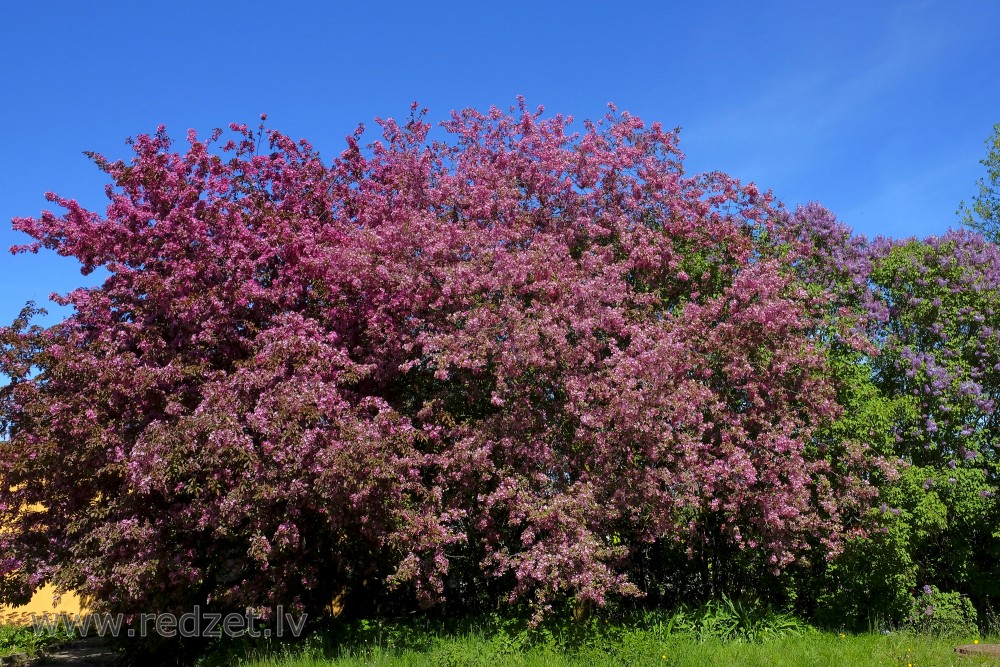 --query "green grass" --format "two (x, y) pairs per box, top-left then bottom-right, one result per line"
(0, 623), (73, 658)
(226, 634), (1000, 667)
(198, 616), (1000, 667)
